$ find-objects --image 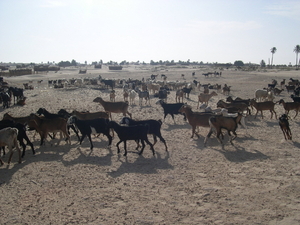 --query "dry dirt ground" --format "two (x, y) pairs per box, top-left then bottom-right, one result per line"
(0, 65), (300, 225)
